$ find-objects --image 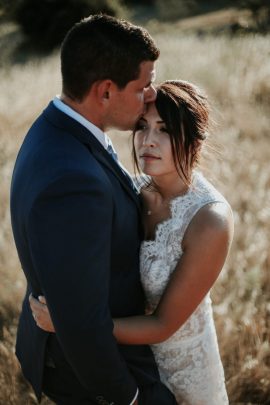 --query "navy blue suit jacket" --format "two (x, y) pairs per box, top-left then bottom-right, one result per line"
(10, 102), (176, 404)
